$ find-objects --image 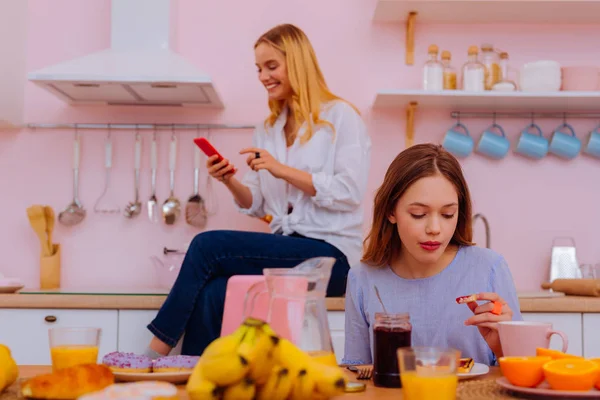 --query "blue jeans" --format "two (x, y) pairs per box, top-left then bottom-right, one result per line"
(147, 230), (351, 355)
